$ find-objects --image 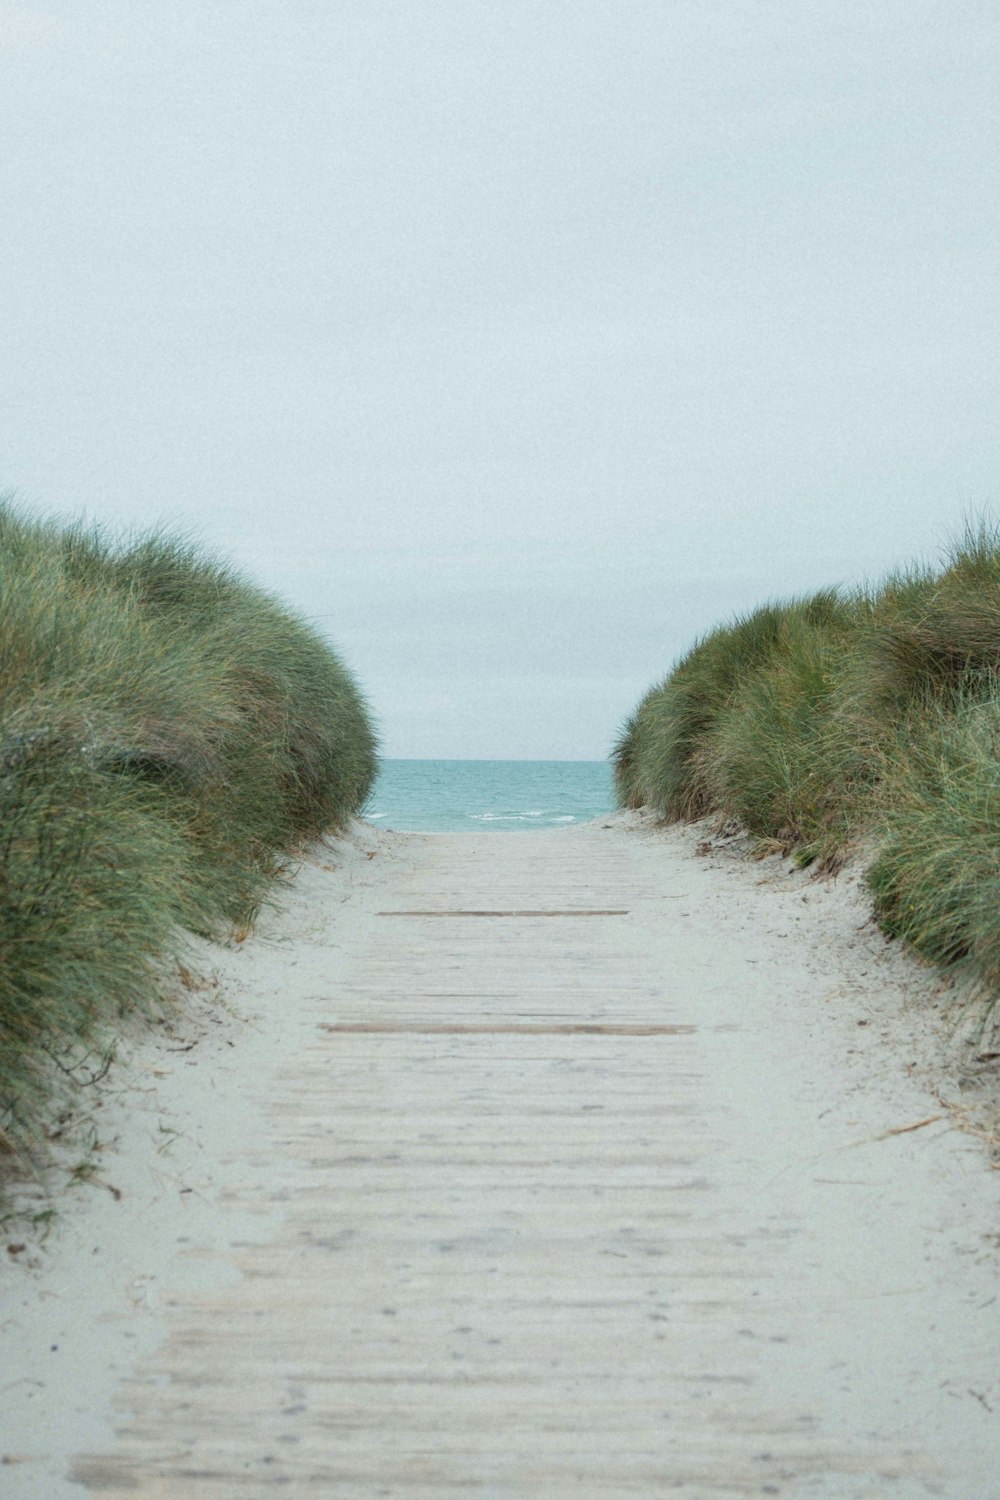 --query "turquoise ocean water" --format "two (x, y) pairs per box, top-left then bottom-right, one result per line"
(364, 760), (616, 833)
